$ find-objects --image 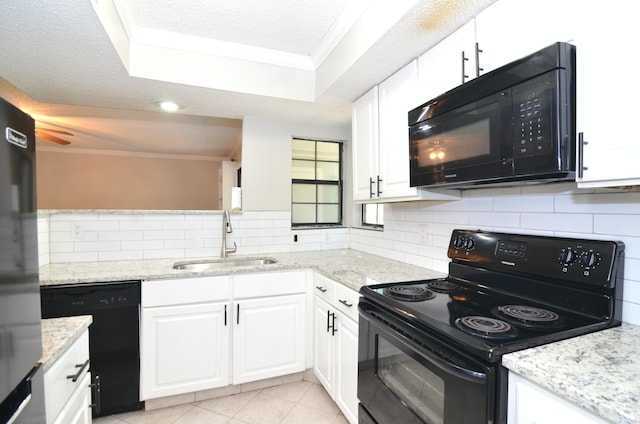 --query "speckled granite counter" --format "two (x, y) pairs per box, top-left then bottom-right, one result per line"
(503, 324), (640, 424)
(40, 316), (92, 372)
(39, 249), (446, 291)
